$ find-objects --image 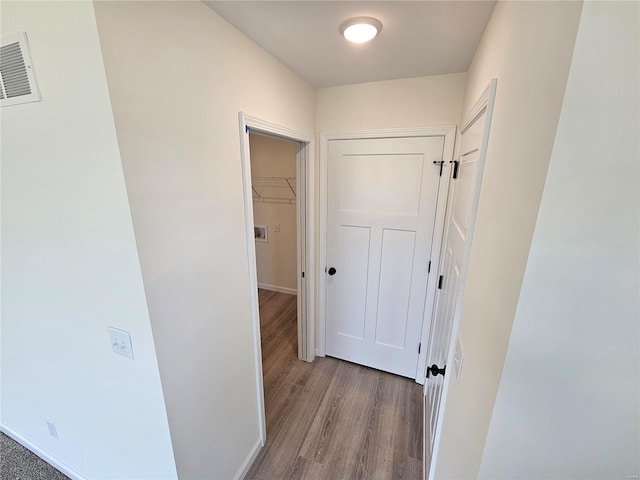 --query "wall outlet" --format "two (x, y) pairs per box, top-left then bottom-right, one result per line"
(453, 336), (464, 382)
(108, 326), (134, 359)
(46, 420), (58, 439)
(274, 223), (281, 233)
